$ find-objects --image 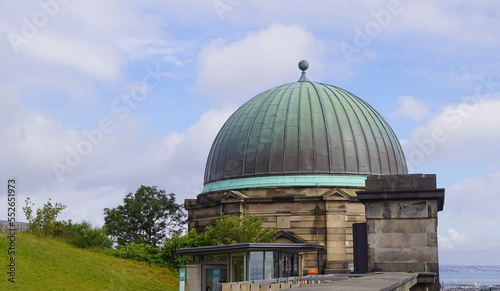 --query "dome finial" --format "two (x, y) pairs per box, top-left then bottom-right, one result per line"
(298, 60), (310, 82)
(299, 60), (309, 71)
